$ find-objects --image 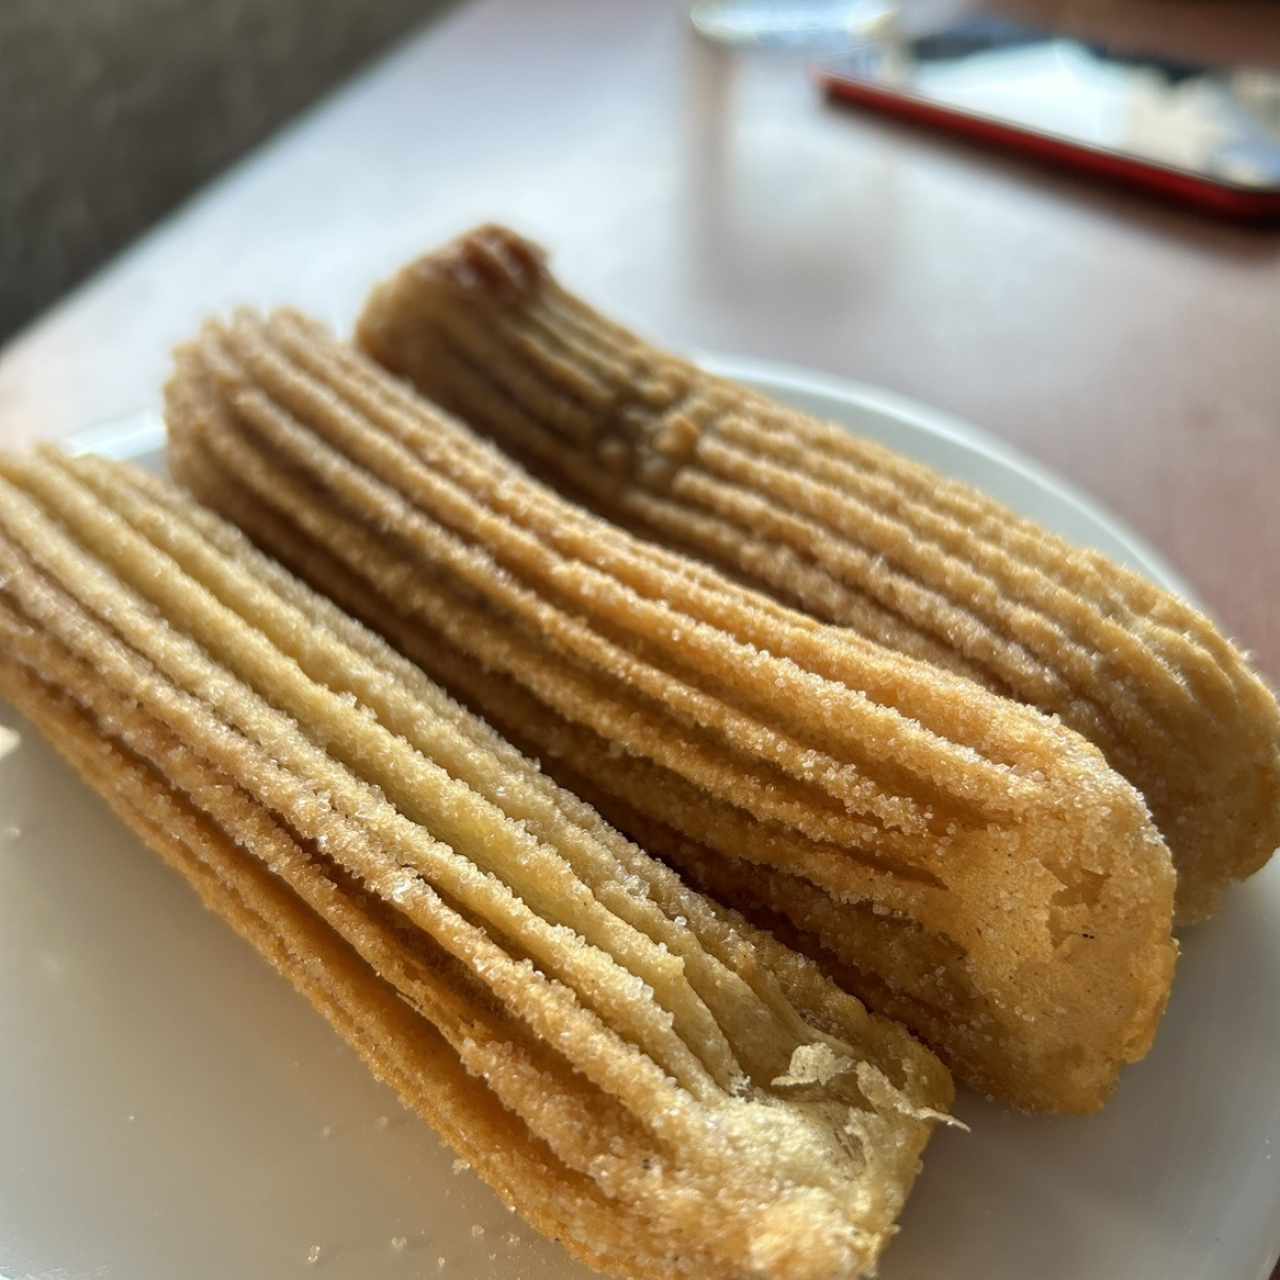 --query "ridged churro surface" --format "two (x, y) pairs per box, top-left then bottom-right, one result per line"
(166, 309), (1177, 1113)
(357, 225), (1280, 925)
(0, 451), (954, 1280)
